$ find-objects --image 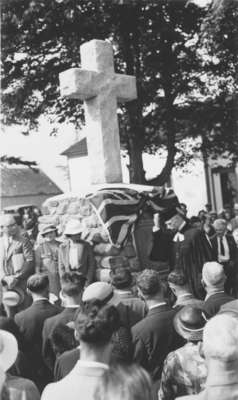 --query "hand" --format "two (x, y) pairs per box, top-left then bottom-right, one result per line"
(3, 275), (17, 289)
